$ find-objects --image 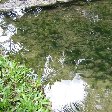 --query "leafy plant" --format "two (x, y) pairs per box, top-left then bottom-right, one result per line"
(0, 55), (51, 112)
